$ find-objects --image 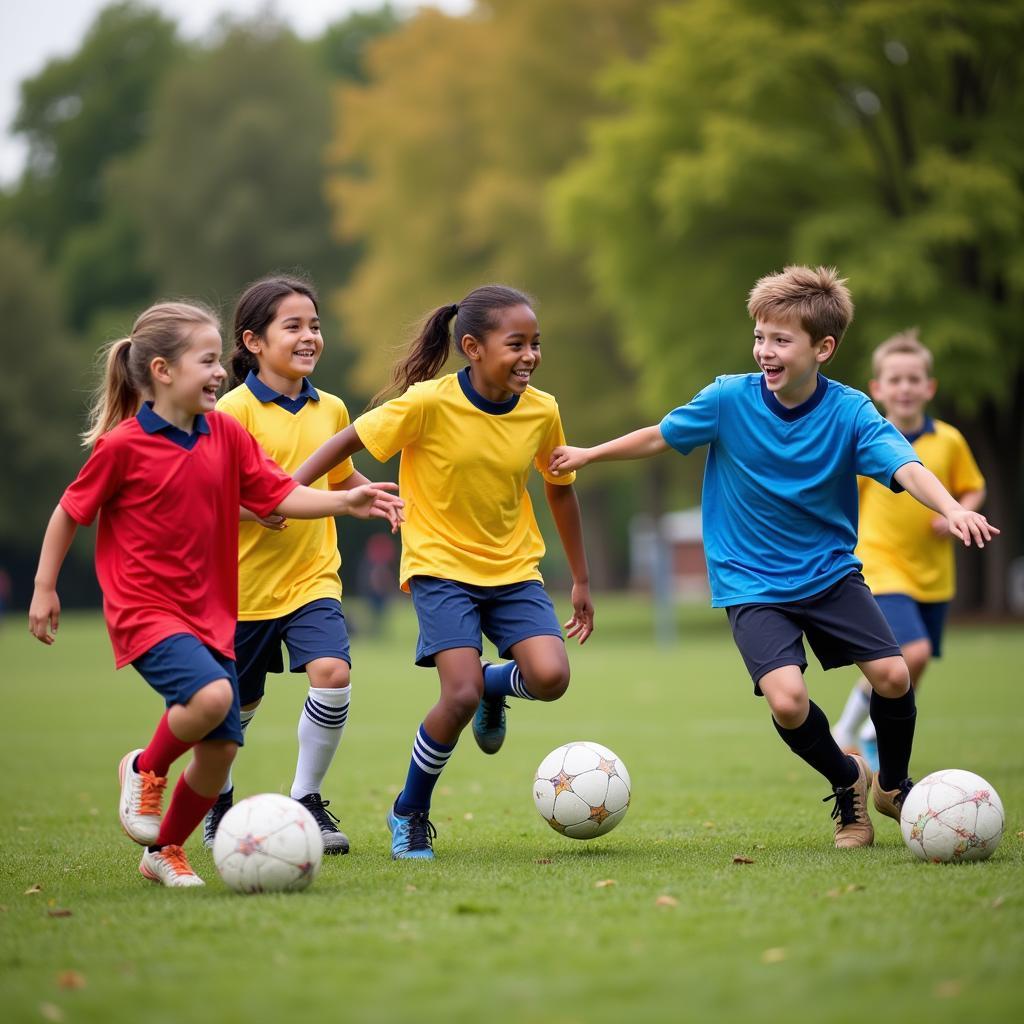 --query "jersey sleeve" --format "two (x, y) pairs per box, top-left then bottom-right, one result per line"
(353, 386), (425, 462)
(659, 379), (720, 454)
(948, 428), (985, 497)
(229, 417), (300, 516)
(535, 401), (575, 485)
(327, 399), (356, 486)
(59, 433), (124, 526)
(853, 400), (920, 491)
